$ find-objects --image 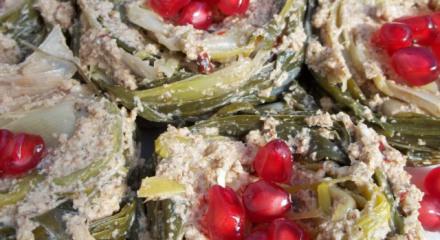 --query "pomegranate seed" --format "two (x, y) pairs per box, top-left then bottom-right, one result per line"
(204, 0), (220, 6)
(0, 129), (14, 165)
(243, 180), (291, 223)
(372, 23), (413, 54)
(197, 52), (215, 73)
(205, 185), (246, 240)
(267, 218), (309, 240)
(424, 167), (440, 200)
(431, 33), (440, 60)
(432, 12), (440, 29)
(178, 1), (213, 30)
(395, 15), (435, 44)
(0, 132), (45, 176)
(253, 139), (293, 183)
(391, 47), (439, 86)
(148, 0), (191, 19)
(418, 194), (440, 231)
(245, 229), (268, 240)
(217, 0), (249, 16)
